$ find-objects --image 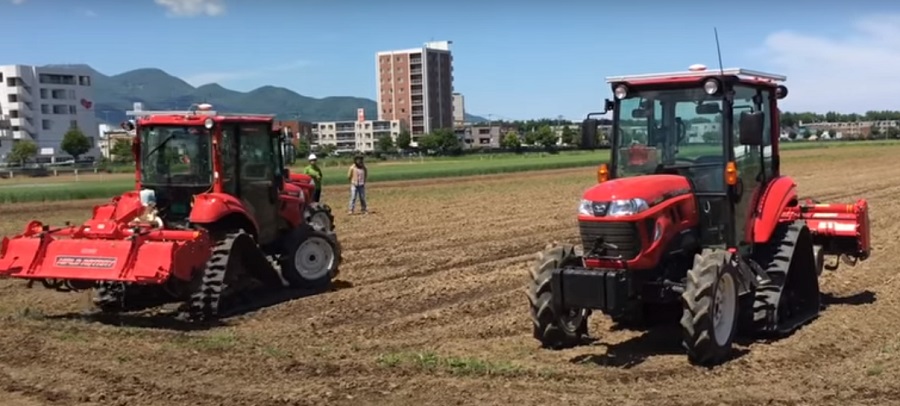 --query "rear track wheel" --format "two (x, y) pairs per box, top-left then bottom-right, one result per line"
(178, 229), (252, 321)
